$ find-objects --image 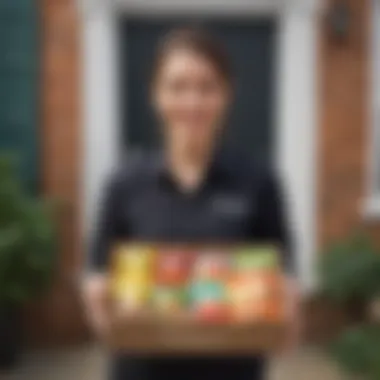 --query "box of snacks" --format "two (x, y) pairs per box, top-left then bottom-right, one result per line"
(107, 243), (288, 354)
